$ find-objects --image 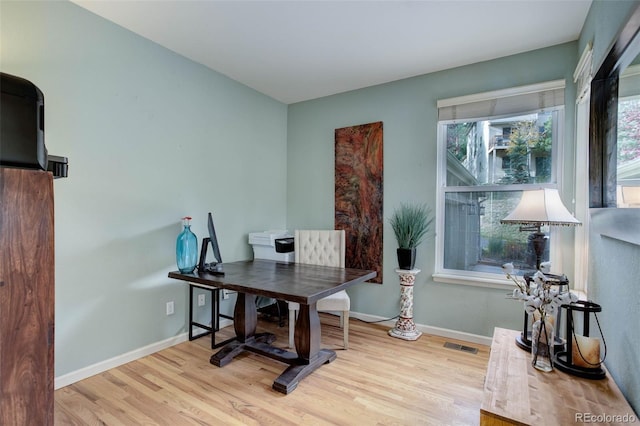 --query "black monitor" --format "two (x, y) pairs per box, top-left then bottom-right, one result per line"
(198, 212), (224, 275)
